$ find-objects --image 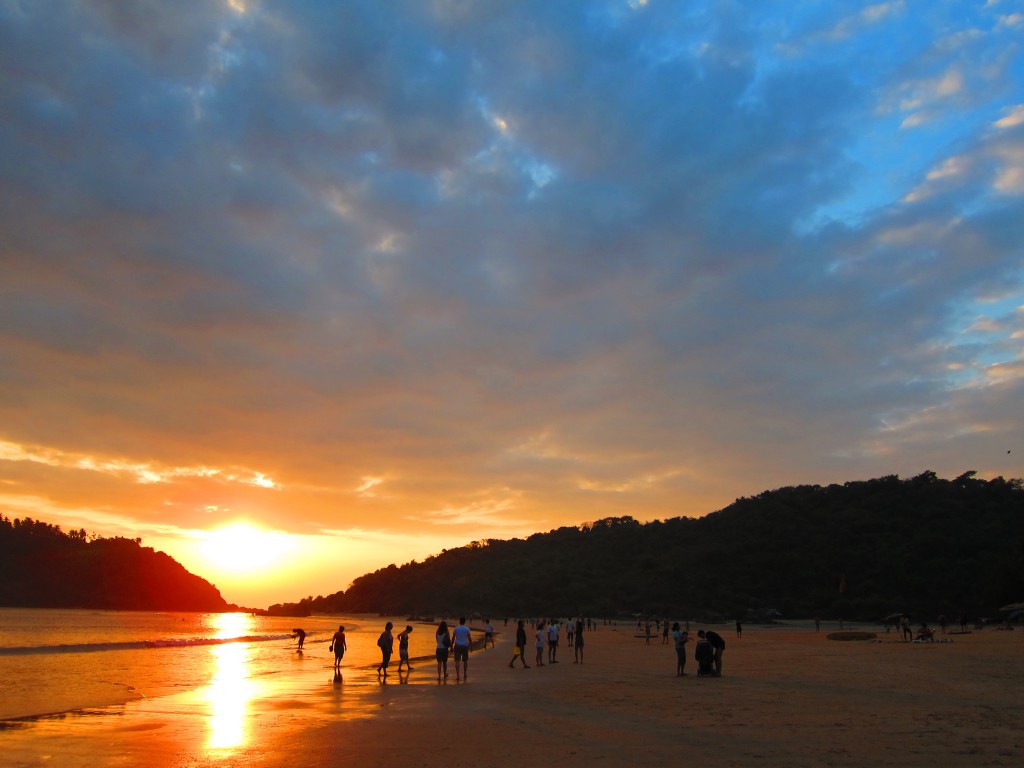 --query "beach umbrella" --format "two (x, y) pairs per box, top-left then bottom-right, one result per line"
(998, 601), (1024, 611)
